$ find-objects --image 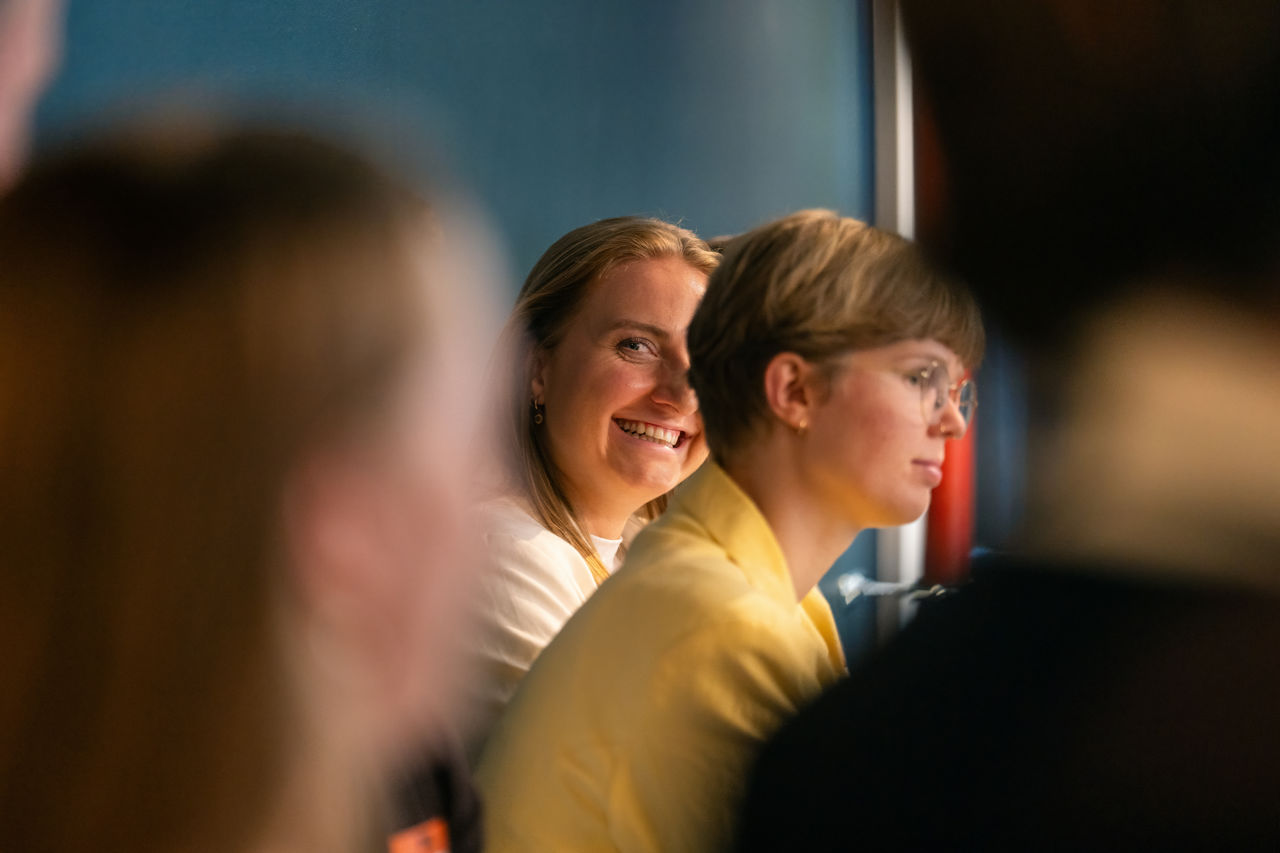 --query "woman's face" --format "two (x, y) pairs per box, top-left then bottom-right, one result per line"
(532, 255), (709, 534)
(802, 338), (969, 529)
